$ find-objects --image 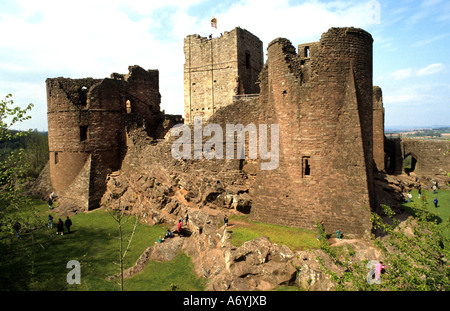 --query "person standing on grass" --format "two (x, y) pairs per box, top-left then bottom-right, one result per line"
(48, 214), (54, 229)
(335, 230), (342, 240)
(433, 197), (438, 208)
(407, 192), (412, 203)
(48, 197), (53, 209)
(65, 216), (72, 233)
(57, 218), (64, 235)
(13, 222), (21, 238)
